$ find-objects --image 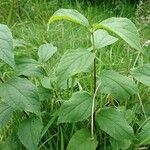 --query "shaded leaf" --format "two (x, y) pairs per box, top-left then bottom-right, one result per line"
(56, 49), (95, 86)
(15, 58), (46, 77)
(49, 9), (90, 28)
(38, 43), (57, 62)
(17, 118), (43, 150)
(98, 70), (138, 100)
(0, 102), (13, 129)
(110, 138), (131, 150)
(67, 129), (98, 150)
(131, 64), (150, 86)
(58, 91), (92, 123)
(137, 120), (150, 145)
(0, 77), (40, 113)
(0, 24), (15, 68)
(38, 86), (53, 101)
(92, 29), (118, 49)
(94, 17), (142, 51)
(96, 108), (134, 140)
